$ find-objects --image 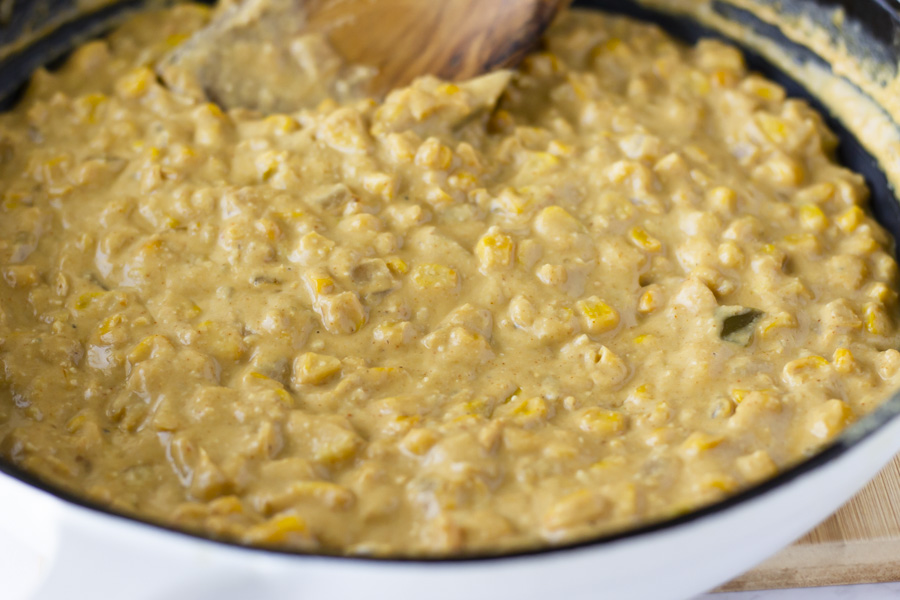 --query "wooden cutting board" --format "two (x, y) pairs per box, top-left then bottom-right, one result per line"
(718, 455), (900, 592)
